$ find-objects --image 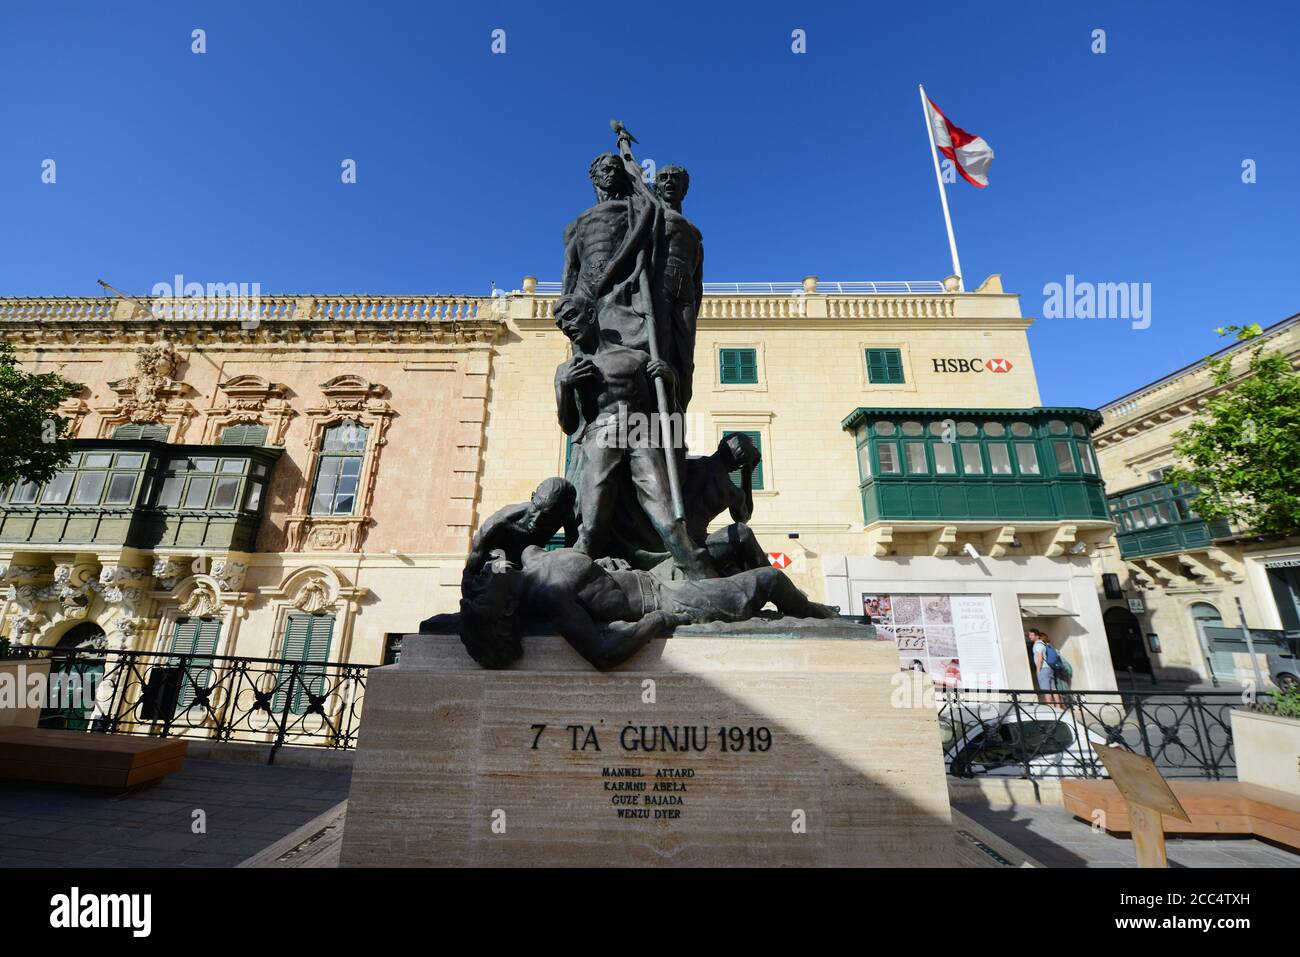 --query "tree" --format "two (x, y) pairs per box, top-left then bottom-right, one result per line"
(1167, 324), (1300, 538)
(0, 342), (81, 488)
